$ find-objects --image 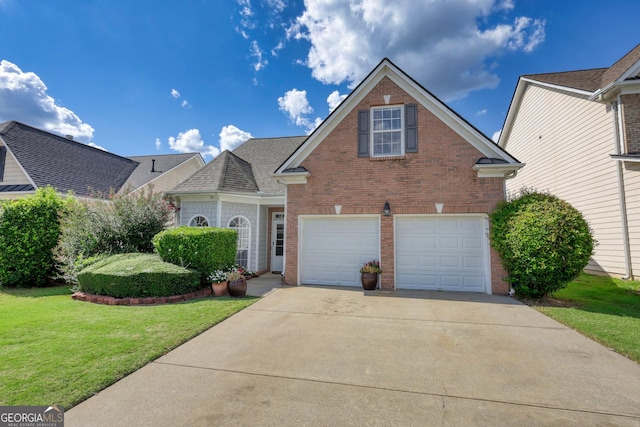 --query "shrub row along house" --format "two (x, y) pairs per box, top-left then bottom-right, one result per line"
(499, 43), (640, 280)
(0, 120), (204, 199)
(169, 59), (524, 294)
